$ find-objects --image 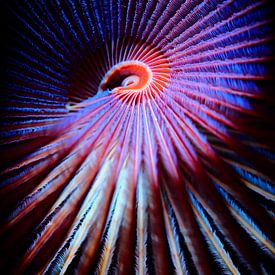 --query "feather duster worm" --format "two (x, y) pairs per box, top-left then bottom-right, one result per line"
(0, 0), (275, 274)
